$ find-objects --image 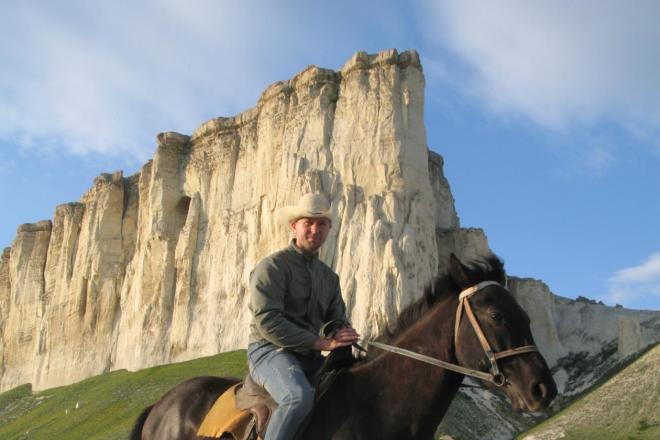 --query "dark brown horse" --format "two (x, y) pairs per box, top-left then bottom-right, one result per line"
(131, 254), (557, 439)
